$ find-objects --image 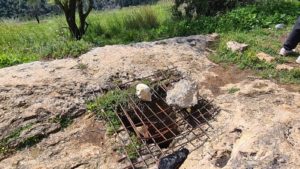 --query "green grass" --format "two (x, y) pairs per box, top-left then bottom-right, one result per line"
(87, 87), (136, 134)
(0, 2), (171, 67)
(84, 3), (172, 44)
(0, 0), (299, 84)
(0, 123), (33, 156)
(209, 26), (300, 84)
(17, 135), (44, 150)
(228, 87), (240, 94)
(125, 134), (141, 160)
(51, 115), (74, 129)
(0, 18), (92, 67)
(76, 63), (88, 70)
(0, 115), (76, 157)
